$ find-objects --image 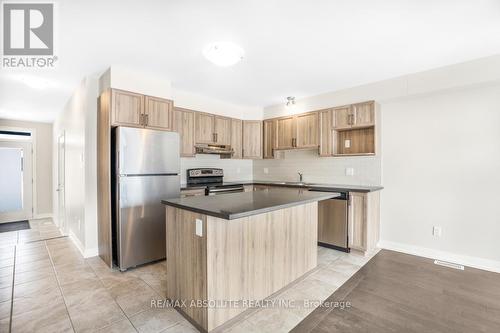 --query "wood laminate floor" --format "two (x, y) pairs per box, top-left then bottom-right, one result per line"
(291, 250), (500, 333)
